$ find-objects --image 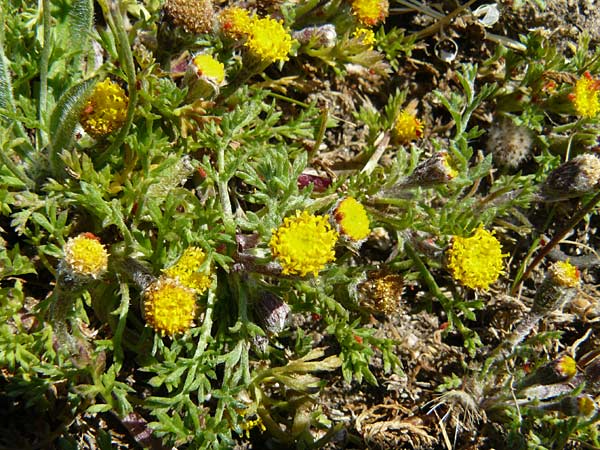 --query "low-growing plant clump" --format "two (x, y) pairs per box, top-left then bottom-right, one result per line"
(1, 0), (600, 448)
